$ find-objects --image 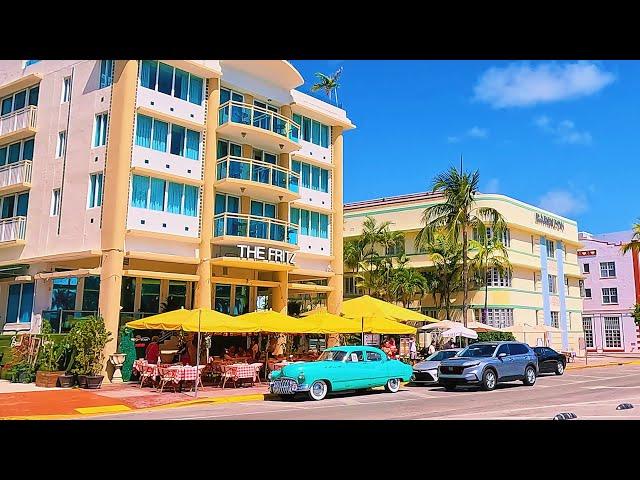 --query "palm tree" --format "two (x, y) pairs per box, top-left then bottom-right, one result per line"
(469, 230), (511, 324)
(621, 221), (640, 256)
(420, 231), (463, 321)
(344, 238), (367, 274)
(390, 268), (427, 308)
(416, 167), (506, 327)
(310, 67), (343, 106)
